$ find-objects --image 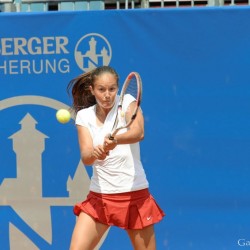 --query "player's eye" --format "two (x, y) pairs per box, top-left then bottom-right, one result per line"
(110, 87), (117, 92)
